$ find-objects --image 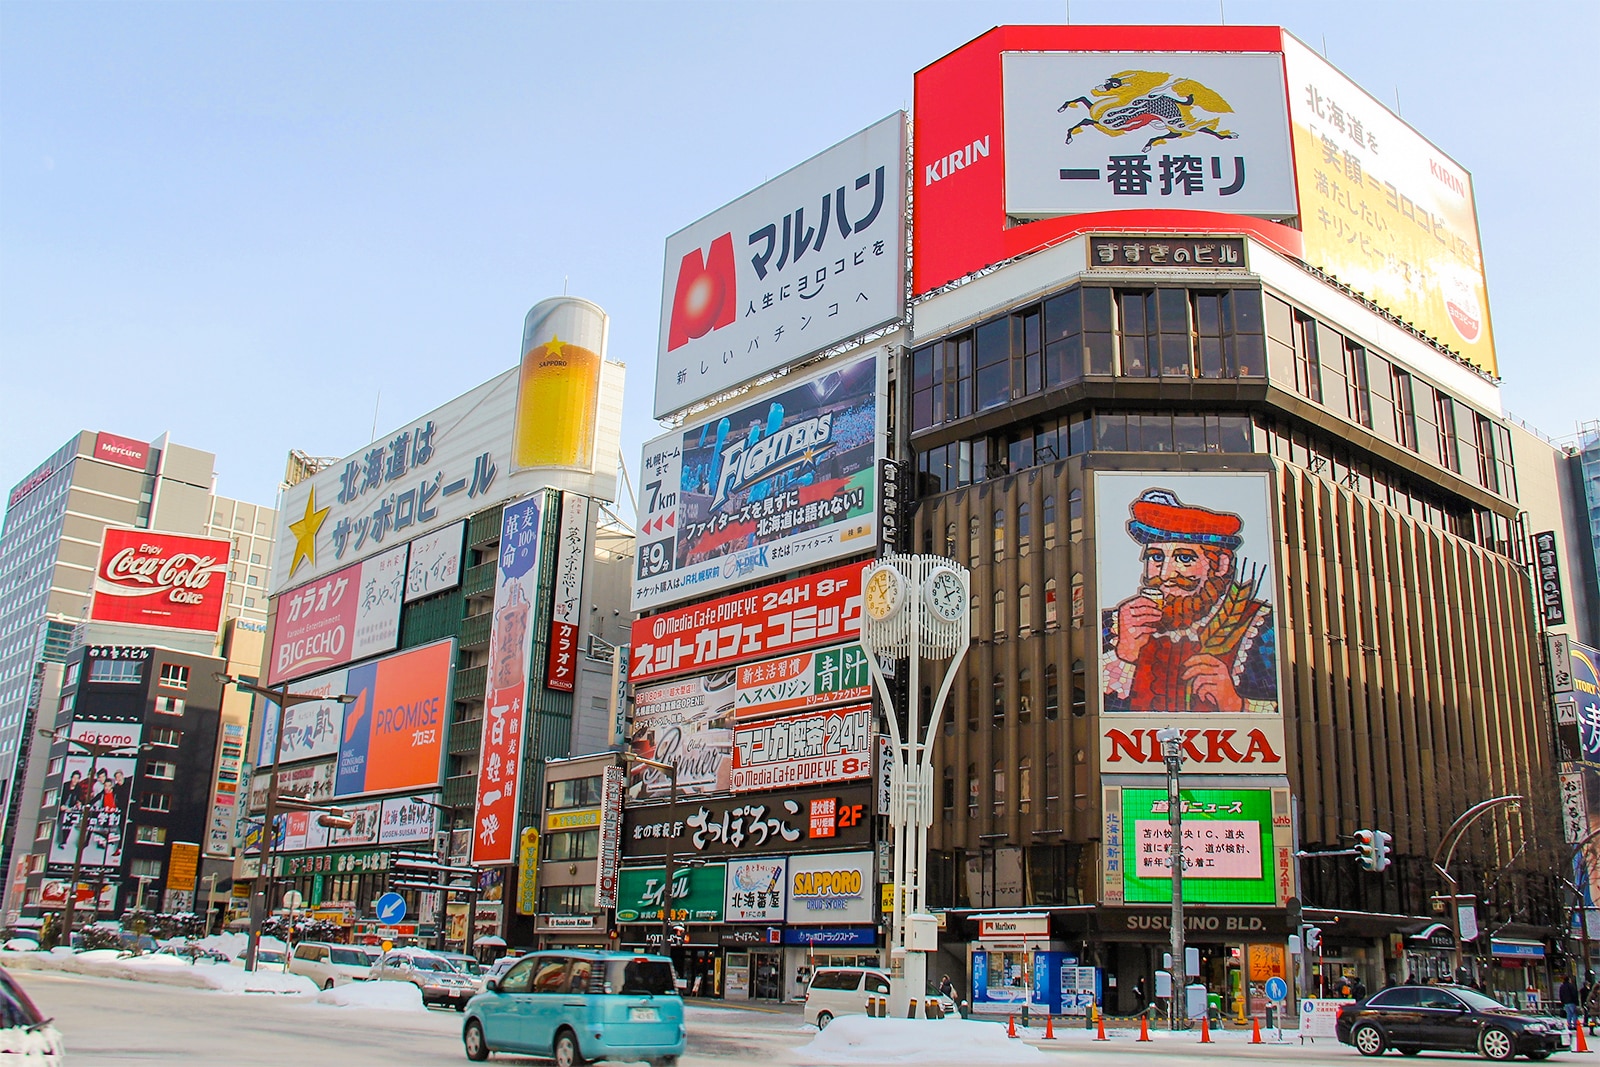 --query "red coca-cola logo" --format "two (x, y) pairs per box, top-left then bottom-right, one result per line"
(102, 545), (223, 603)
